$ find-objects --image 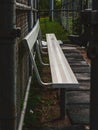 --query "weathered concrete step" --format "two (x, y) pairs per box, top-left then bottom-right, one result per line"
(67, 57), (85, 62)
(79, 81), (90, 90)
(65, 54), (83, 59)
(32, 125), (85, 130)
(63, 49), (79, 54)
(70, 64), (89, 68)
(63, 45), (90, 125)
(67, 91), (90, 104)
(67, 106), (89, 124)
(68, 61), (88, 66)
(75, 73), (90, 81)
(71, 66), (90, 73)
